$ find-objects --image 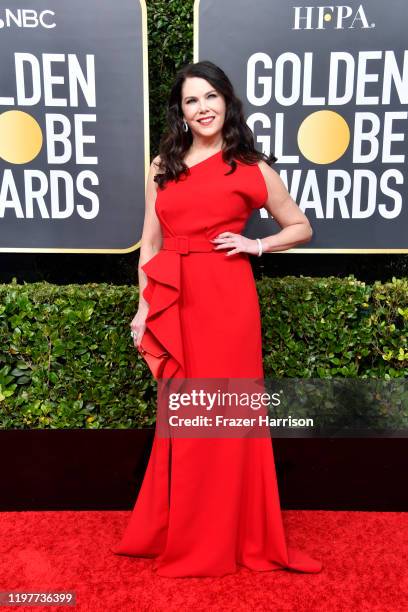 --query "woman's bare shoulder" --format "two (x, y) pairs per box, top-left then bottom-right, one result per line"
(152, 155), (162, 169)
(148, 155), (162, 184)
(257, 159), (279, 178)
